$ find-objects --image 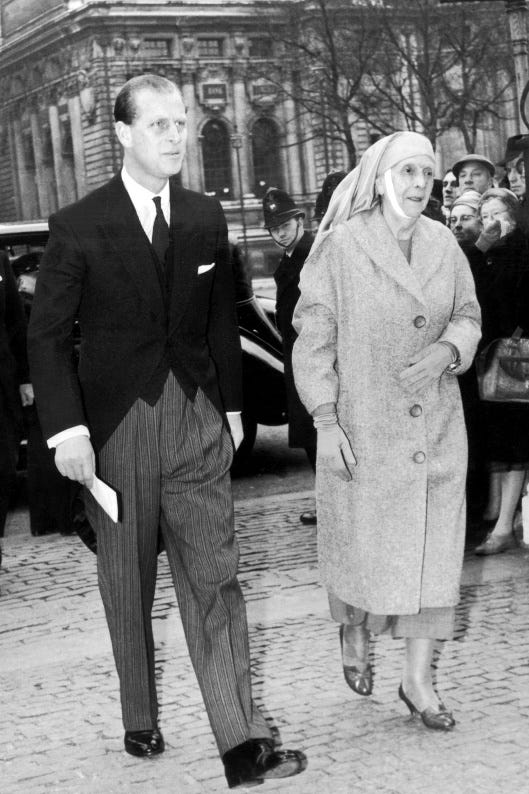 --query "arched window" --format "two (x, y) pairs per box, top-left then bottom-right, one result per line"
(252, 118), (282, 197)
(201, 120), (232, 199)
